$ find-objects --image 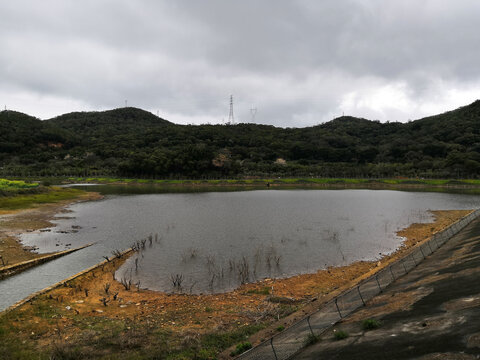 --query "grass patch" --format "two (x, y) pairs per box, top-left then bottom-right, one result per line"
(230, 342), (252, 356)
(246, 287), (271, 295)
(362, 318), (382, 330)
(0, 178), (41, 197)
(2, 297), (285, 359)
(333, 330), (349, 340)
(0, 187), (84, 210)
(35, 176), (480, 189)
(276, 325), (285, 332)
(0, 314), (49, 360)
(0, 178), (38, 190)
(200, 324), (264, 354)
